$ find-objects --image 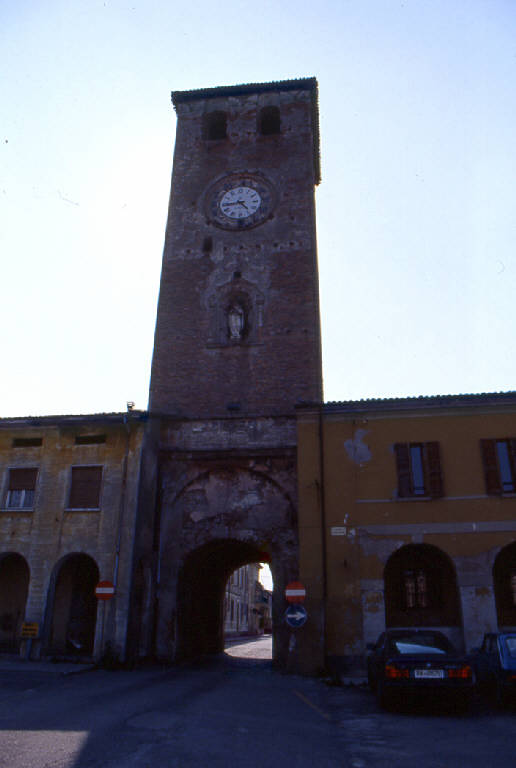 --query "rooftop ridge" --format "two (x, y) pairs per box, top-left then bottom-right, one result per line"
(0, 410), (148, 425)
(296, 390), (516, 413)
(171, 77), (317, 105)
